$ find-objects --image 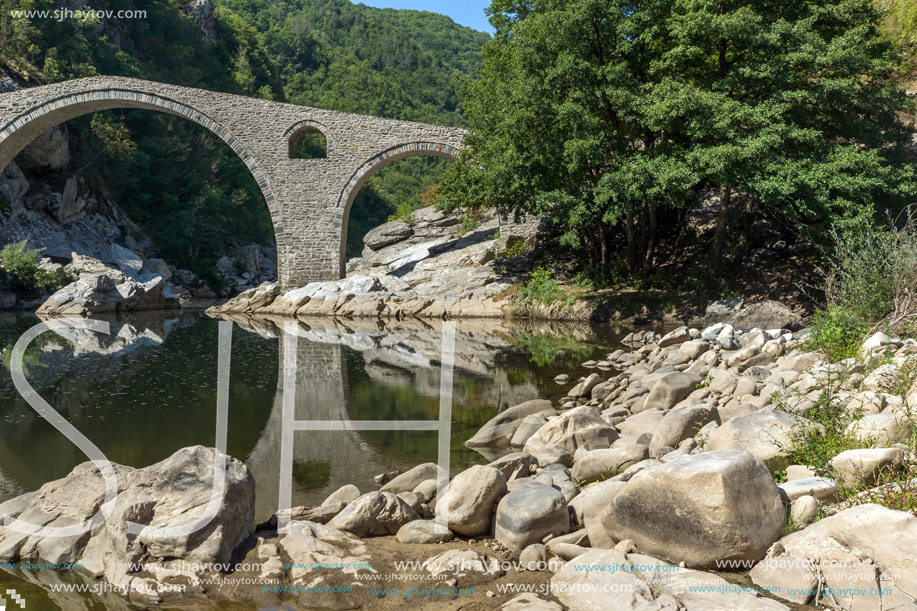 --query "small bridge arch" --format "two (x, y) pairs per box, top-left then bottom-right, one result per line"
(0, 76), (467, 287)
